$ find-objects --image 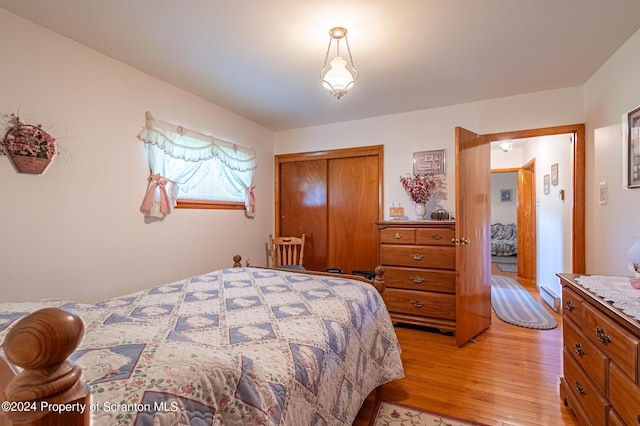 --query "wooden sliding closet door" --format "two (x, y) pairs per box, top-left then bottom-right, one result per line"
(275, 145), (383, 273)
(328, 155), (379, 273)
(278, 159), (328, 272)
